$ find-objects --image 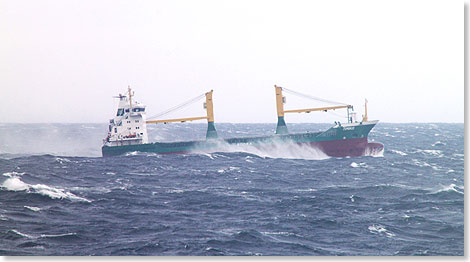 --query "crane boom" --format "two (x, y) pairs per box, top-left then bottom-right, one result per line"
(283, 105), (352, 114)
(146, 116), (208, 124)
